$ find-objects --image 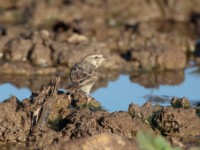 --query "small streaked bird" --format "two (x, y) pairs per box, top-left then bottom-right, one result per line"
(69, 54), (107, 96)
